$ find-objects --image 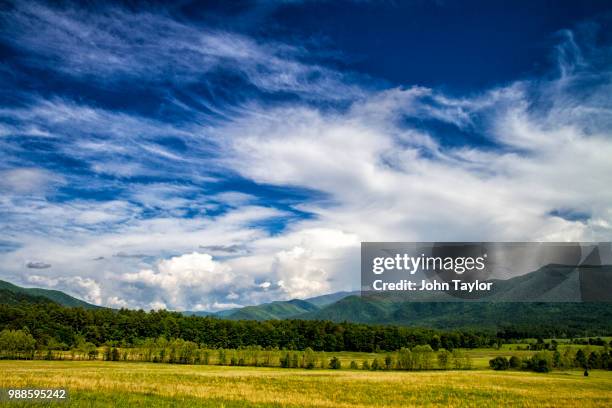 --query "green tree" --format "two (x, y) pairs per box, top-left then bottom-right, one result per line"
(0, 329), (36, 359)
(509, 355), (522, 369)
(397, 347), (414, 370)
(303, 347), (316, 369)
(371, 358), (380, 370)
(329, 356), (341, 369)
(384, 355), (393, 370)
(437, 349), (450, 369)
(489, 356), (509, 370)
(575, 349), (587, 369)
